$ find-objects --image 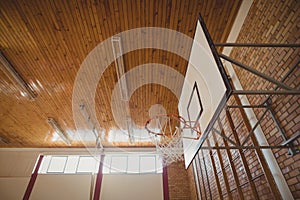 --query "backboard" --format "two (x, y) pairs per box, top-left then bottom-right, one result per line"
(179, 15), (232, 168)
